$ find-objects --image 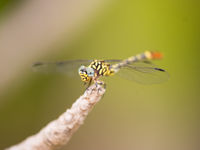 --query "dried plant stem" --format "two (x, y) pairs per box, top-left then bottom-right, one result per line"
(6, 84), (105, 150)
